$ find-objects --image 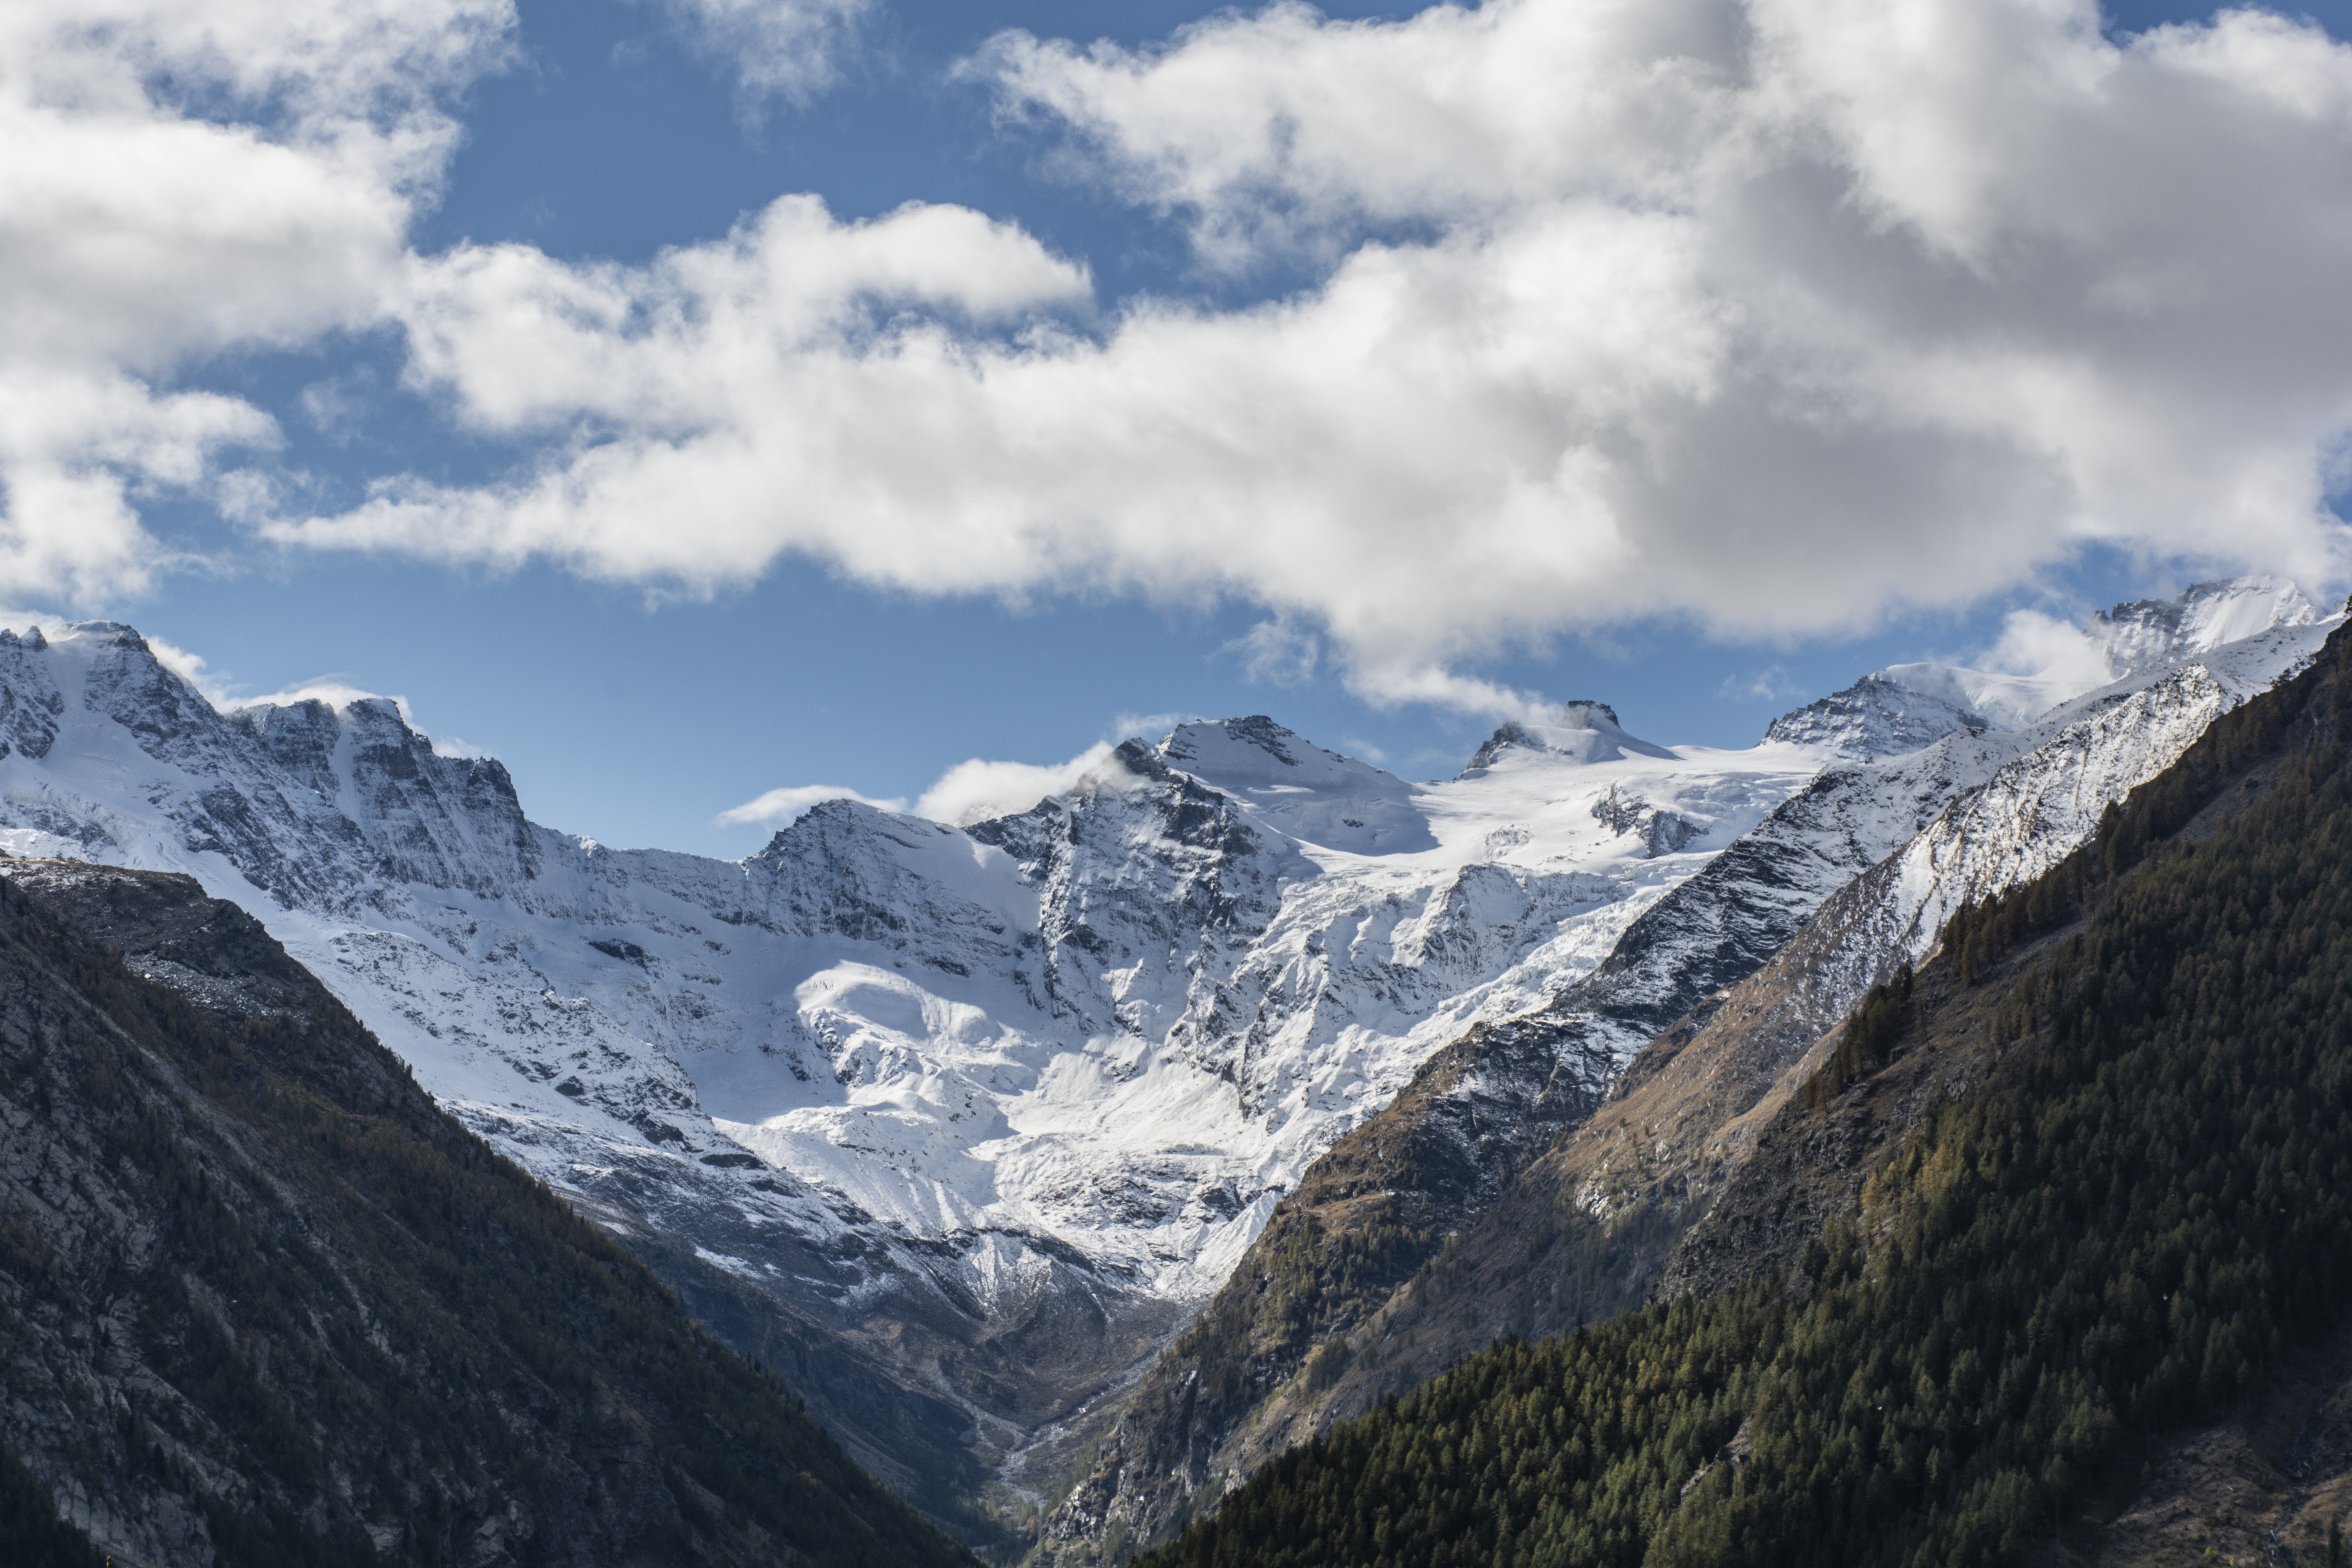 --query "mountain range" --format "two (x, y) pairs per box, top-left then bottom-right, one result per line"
(0, 574), (2334, 1555)
(1115, 603), (2352, 1568)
